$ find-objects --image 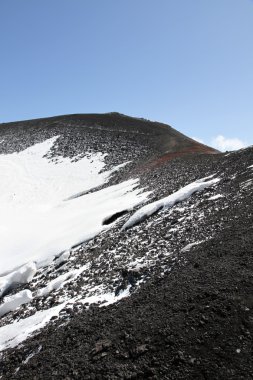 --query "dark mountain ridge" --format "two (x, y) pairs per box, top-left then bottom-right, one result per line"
(0, 112), (218, 156)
